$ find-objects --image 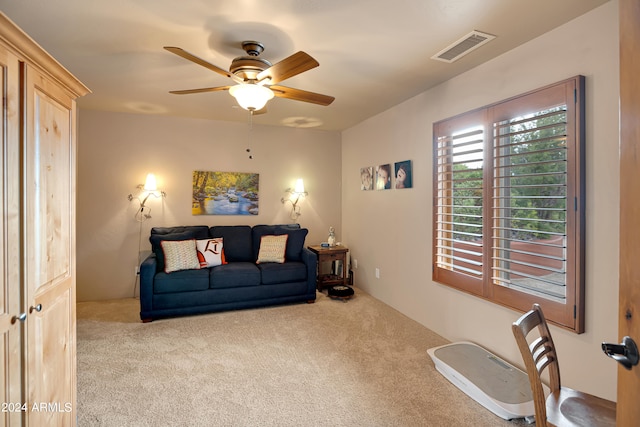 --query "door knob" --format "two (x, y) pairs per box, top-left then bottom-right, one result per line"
(29, 304), (42, 313)
(602, 336), (639, 370)
(11, 312), (27, 324)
